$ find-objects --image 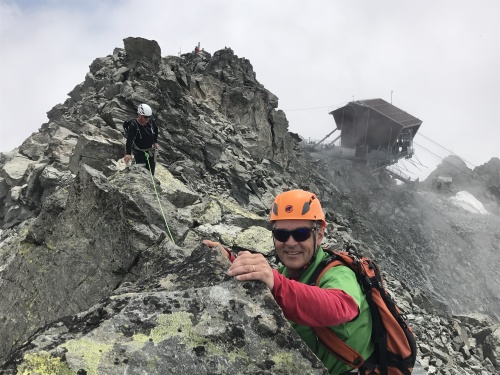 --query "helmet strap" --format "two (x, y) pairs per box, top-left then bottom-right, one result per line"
(310, 224), (319, 263)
